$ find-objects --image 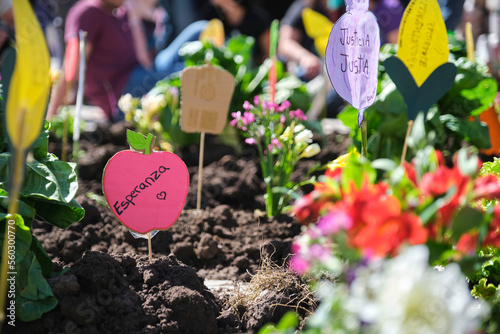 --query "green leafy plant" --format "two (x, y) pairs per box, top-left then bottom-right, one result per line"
(119, 35), (313, 150)
(339, 38), (497, 161)
(0, 118), (85, 321)
(230, 98), (320, 217)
